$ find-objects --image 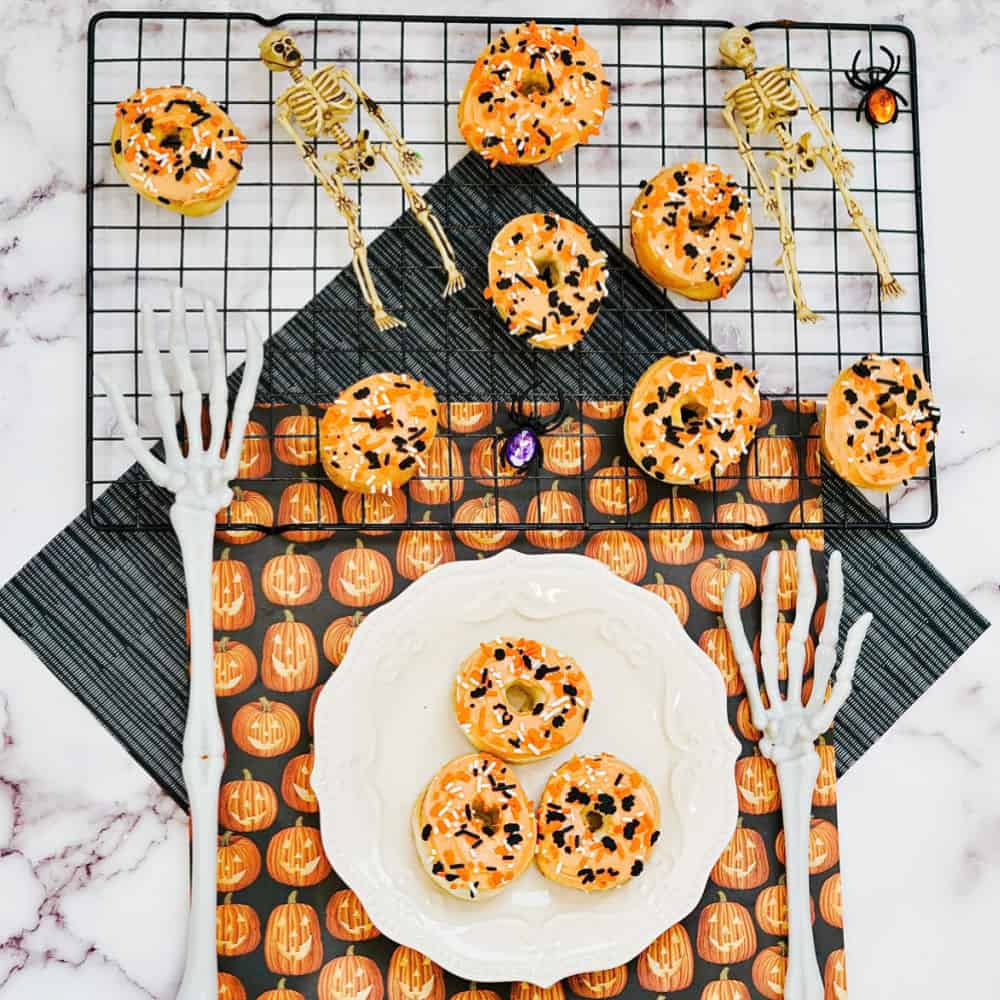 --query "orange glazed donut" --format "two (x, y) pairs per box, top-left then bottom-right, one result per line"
(412, 753), (536, 901)
(111, 86), (247, 216)
(536, 752), (660, 892)
(485, 213), (608, 349)
(820, 354), (939, 489)
(454, 636), (593, 763)
(319, 373), (439, 494)
(459, 22), (610, 166)
(625, 351), (762, 486)
(631, 163), (753, 301)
